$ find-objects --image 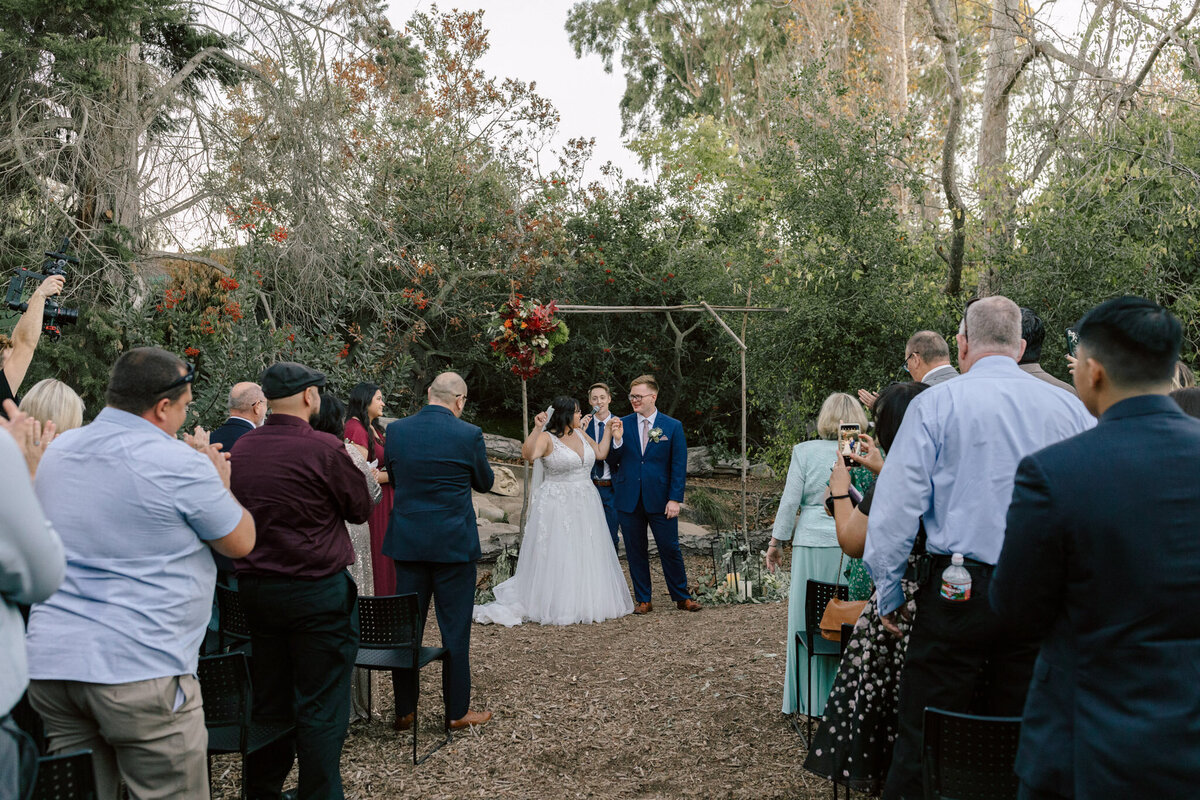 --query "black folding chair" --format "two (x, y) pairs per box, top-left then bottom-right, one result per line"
(922, 707), (1022, 800)
(355, 594), (451, 765)
(198, 651), (293, 799)
(32, 750), (96, 800)
(793, 579), (848, 744)
(215, 584), (252, 654)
